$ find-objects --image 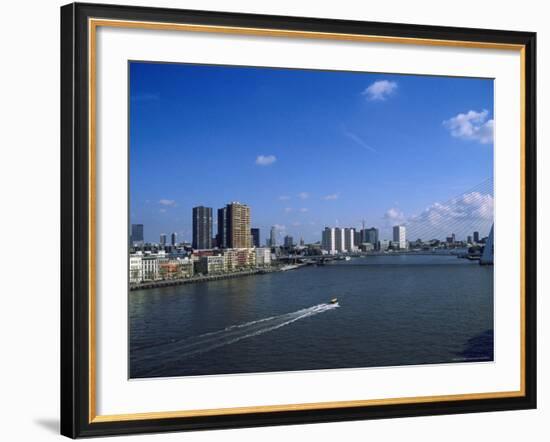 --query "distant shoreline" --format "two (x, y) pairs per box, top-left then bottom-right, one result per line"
(129, 267), (282, 291)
